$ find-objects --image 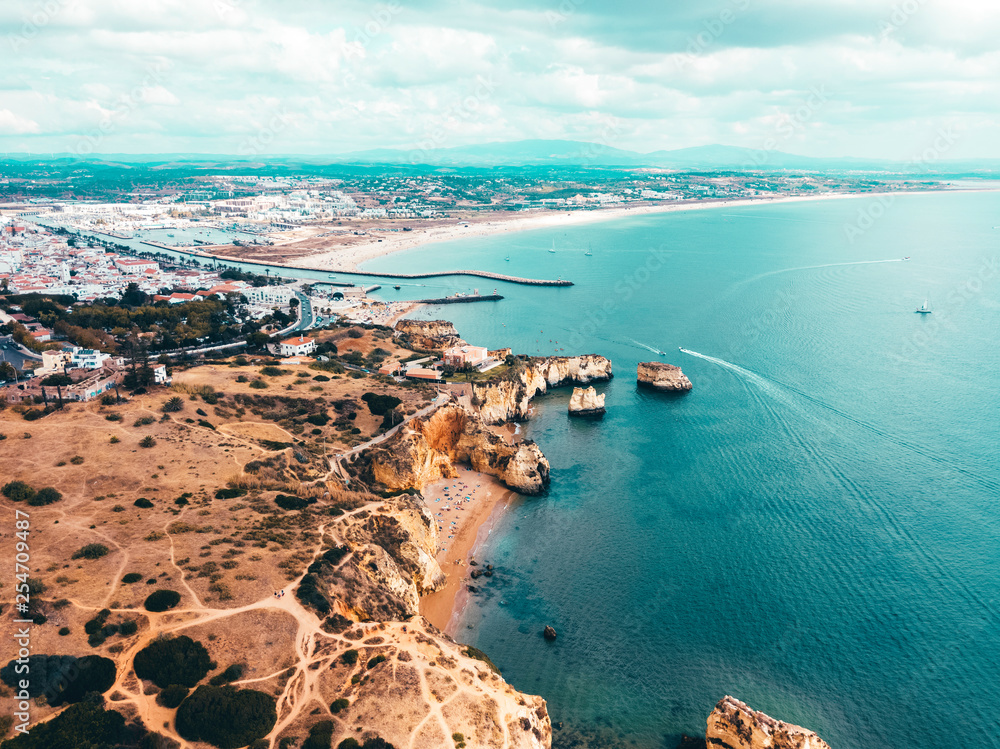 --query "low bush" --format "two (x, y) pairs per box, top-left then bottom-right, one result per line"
(330, 697), (349, 714)
(2, 480), (35, 502)
(134, 498), (154, 508)
(303, 720), (334, 749)
(122, 572), (144, 584)
(71, 543), (109, 560)
(27, 486), (62, 506)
